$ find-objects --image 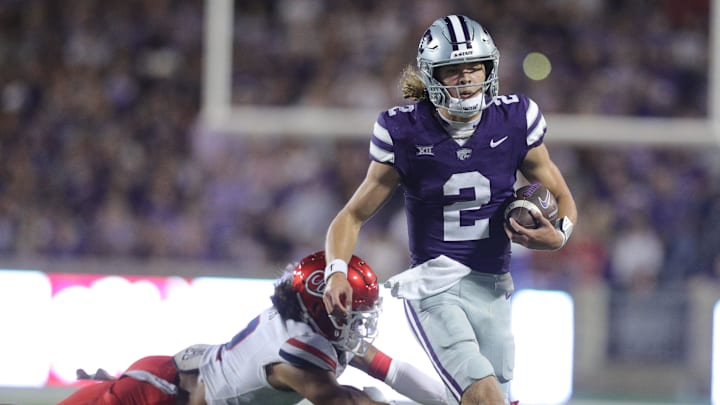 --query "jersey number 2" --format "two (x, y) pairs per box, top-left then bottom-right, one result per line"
(443, 172), (491, 241)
